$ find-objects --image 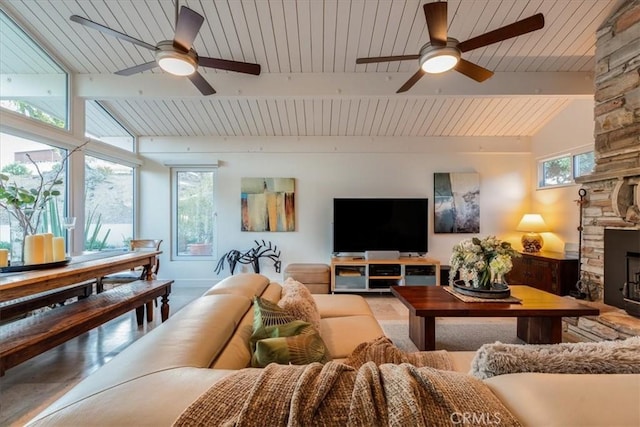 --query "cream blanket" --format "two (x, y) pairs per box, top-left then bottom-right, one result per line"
(174, 337), (520, 426)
